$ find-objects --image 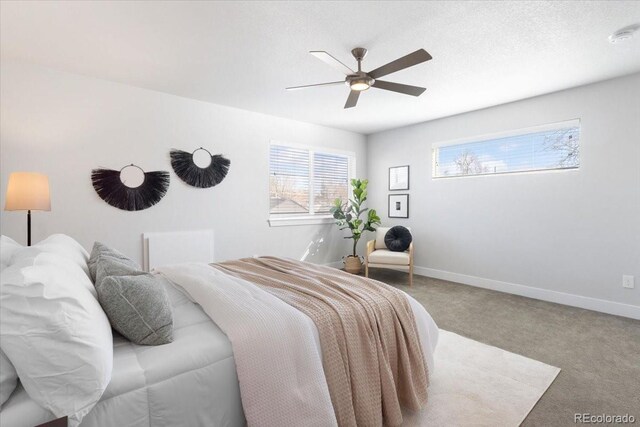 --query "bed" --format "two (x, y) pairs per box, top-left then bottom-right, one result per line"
(1, 277), (245, 427)
(0, 235), (438, 427)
